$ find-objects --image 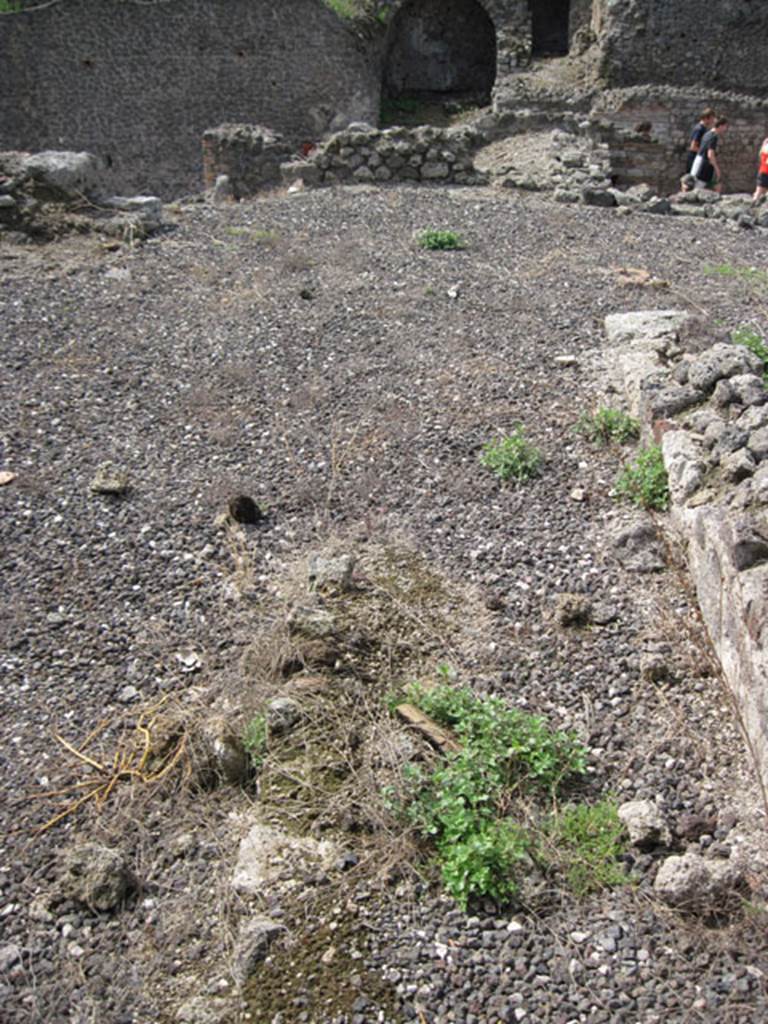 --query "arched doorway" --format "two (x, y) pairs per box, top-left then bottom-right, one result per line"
(383, 0), (497, 104)
(532, 0), (572, 57)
